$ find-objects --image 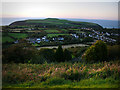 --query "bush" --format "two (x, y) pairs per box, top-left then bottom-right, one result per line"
(82, 40), (107, 63)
